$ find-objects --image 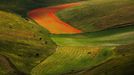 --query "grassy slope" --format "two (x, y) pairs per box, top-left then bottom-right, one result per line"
(49, 26), (134, 75)
(0, 11), (56, 75)
(0, 0), (85, 75)
(50, 1), (134, 74)
(51, 25), (134, 46)
(32, 23), (134, 75)
(0, 0), (84, 16)
(31, 46), (115, 75)
(57, 0), (134, 32)
(65, 44), (134, 75)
